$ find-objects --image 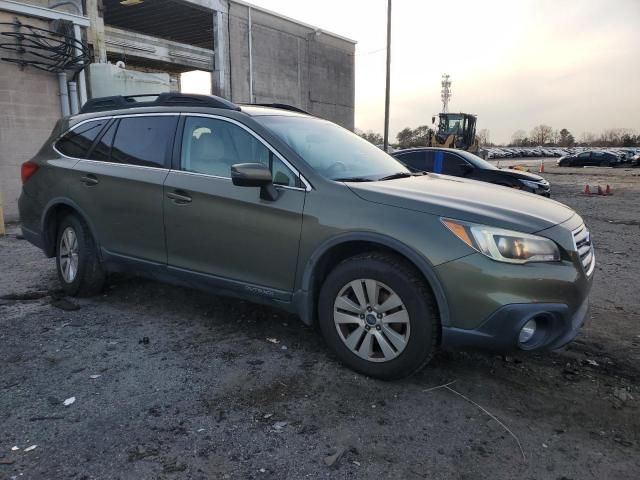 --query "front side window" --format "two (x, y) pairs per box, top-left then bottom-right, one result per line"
(55, 119), (107, 158)
(180, 116), (299, 186)
(110, 116), (177, 167)
(256, 116), (409, 181)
